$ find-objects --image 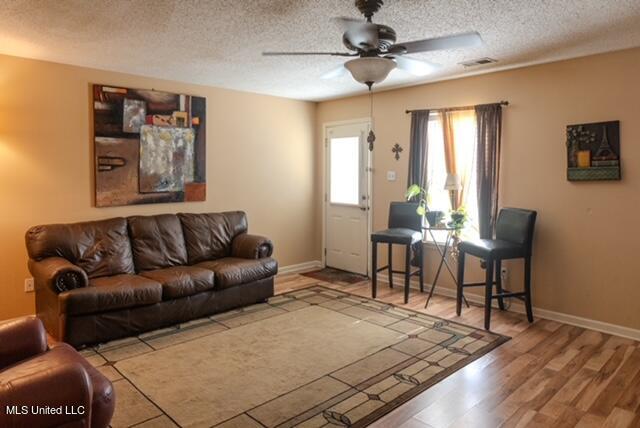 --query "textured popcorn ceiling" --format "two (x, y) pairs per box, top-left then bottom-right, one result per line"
(0, 0), (639, 101)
